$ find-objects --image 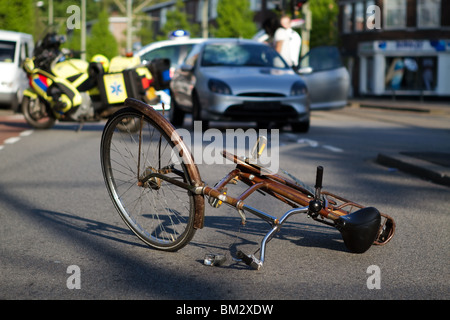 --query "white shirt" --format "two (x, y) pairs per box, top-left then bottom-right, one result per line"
(274, 27), (301, 67)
